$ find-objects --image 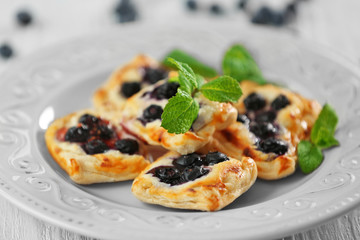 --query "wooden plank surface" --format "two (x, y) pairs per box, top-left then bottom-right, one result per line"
(0, 0), (359, 239)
